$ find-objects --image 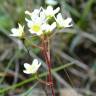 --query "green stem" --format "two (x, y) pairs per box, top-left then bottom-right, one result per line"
(0, 62), (74, 94)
